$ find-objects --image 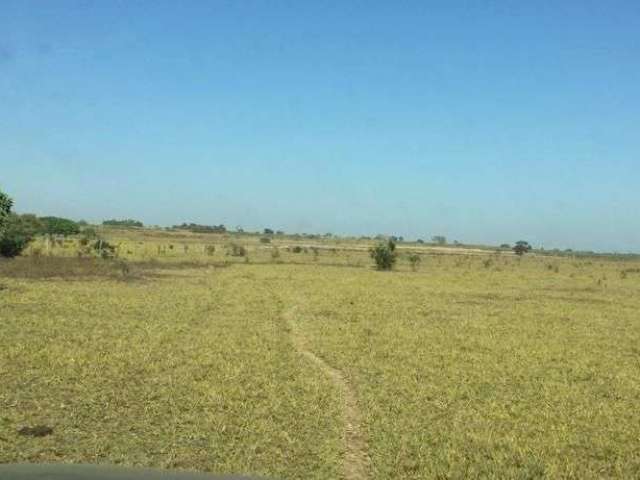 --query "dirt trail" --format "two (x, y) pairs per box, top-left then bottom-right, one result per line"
(284, 306), (371, 480)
